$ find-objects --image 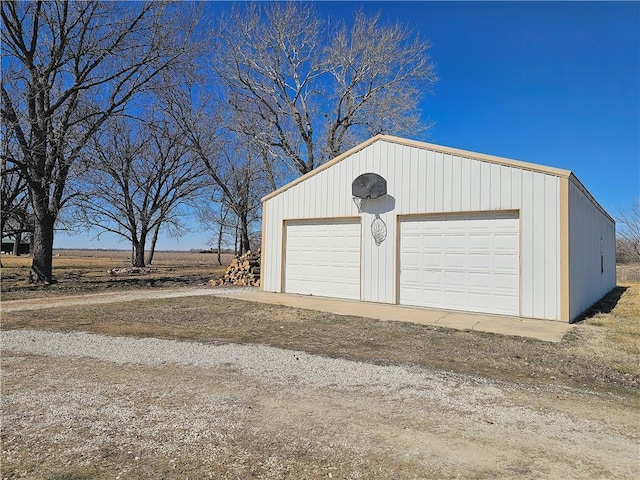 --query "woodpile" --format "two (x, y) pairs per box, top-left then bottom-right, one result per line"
(211, 249), (261, 287)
